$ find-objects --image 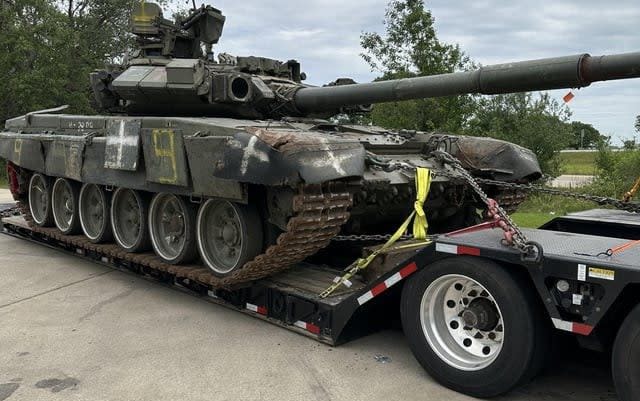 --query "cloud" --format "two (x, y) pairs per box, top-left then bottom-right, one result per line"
(173, 0), (639, 142)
